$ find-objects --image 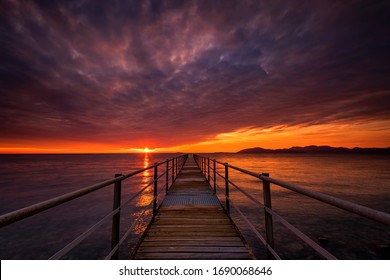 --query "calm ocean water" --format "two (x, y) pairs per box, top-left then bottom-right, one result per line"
(0, 153), (389, 260)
